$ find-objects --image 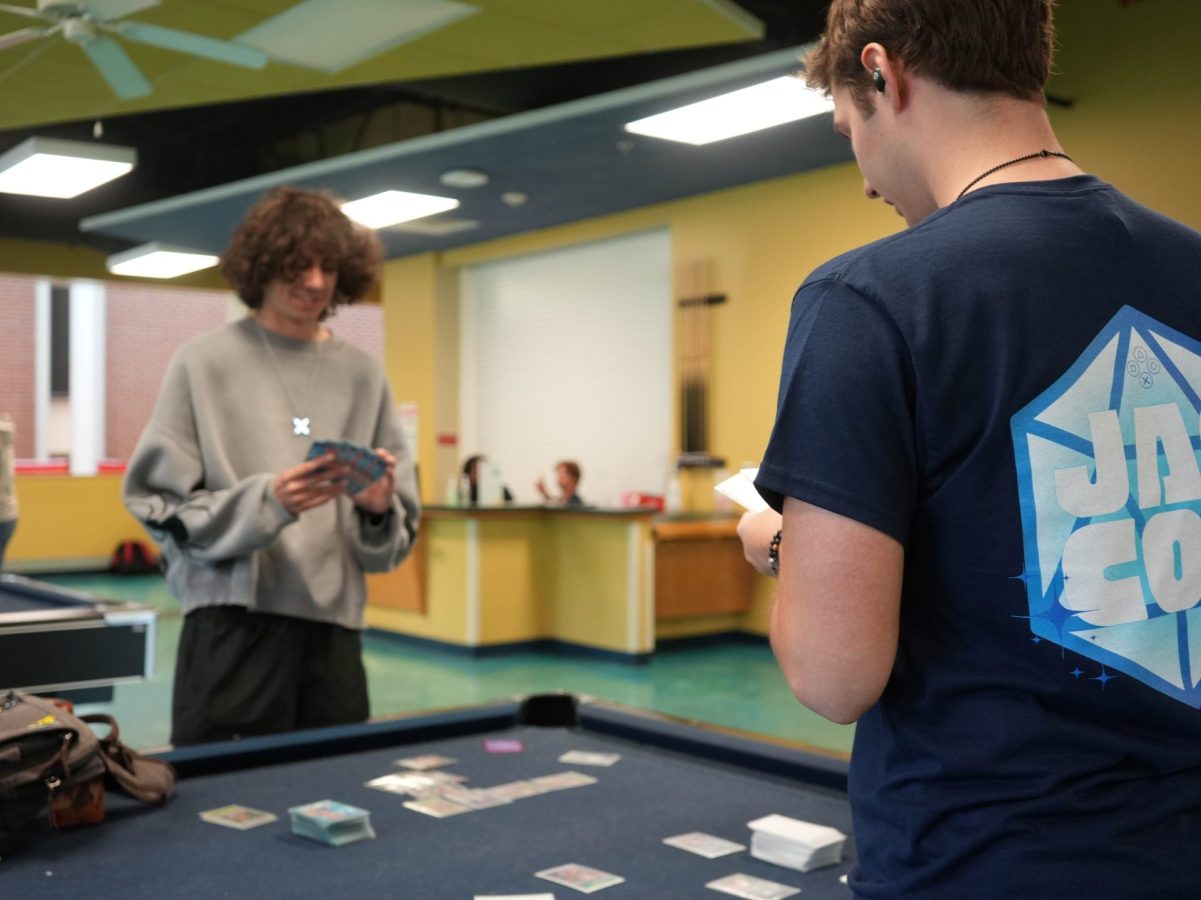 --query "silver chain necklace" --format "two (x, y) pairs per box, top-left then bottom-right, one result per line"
(254, 319), (324, 436)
